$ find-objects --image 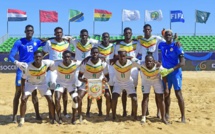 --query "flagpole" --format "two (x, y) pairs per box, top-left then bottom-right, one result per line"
(121, 9), (123, 35)
(68, 10), (70, 35)
(194, 10), (196, 36)
(144, 10), (146, 25)
(170, 11), (172, 29)
(39, 10), (41, 38)
(93, 21), (95, 35)
(7, 9), (9, 36)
